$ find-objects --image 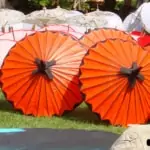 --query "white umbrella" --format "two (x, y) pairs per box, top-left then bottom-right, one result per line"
(123, 2), (148, 32)
(65, 15), (95, 31)
(24, 7), (67, 26)
(85, 9), (124, 30)
(0, 30), (36, 41)
(64, 10), (84, 18)
(24, 6), (85, 26)
(27, 6), (69, 18)
(23, 17), (66, 27)
(39, 24), (85, 39)
(140, 2), (150, 33)
(0, 39), (16, 68)
(0, 9), (25, 26)
(123, 12), (143, 32)
(25, 6), (69, 24)
(0, 22), (41, 33)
